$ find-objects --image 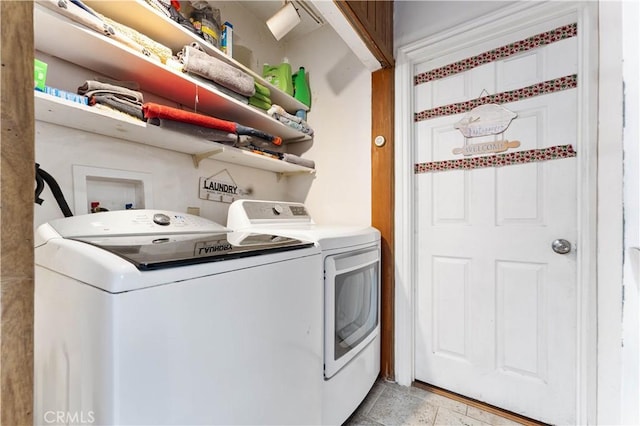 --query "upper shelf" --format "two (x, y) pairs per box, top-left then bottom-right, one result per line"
(33, 3), (310, 143)
(34, 90), (315, 175)
(83, 0), (309, 113)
